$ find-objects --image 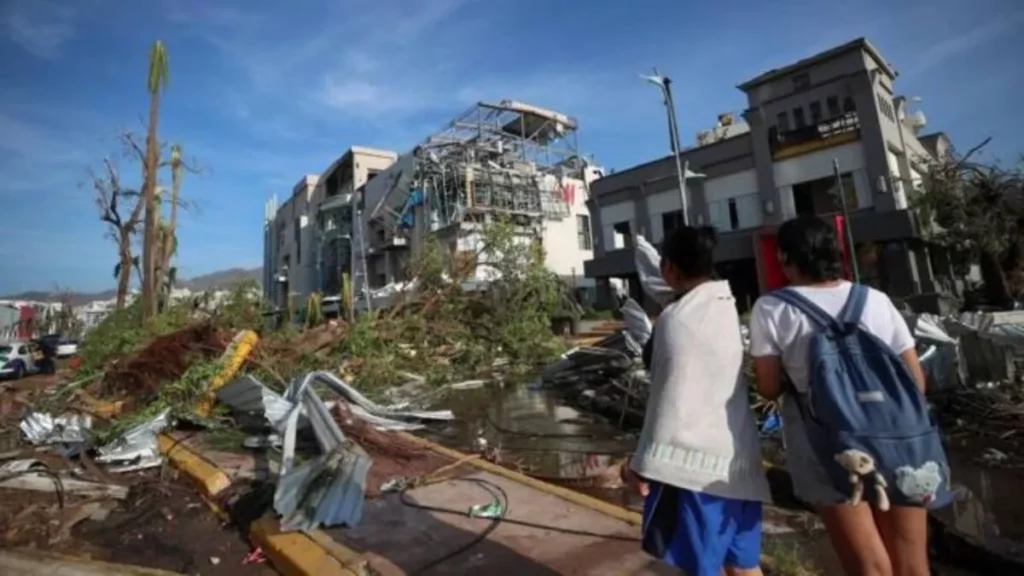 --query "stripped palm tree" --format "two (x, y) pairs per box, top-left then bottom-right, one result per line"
(140, 40), (169, 322)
